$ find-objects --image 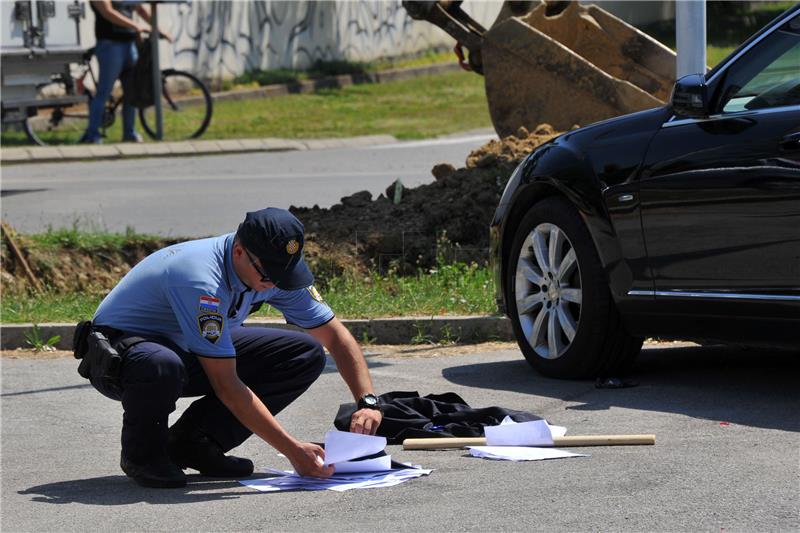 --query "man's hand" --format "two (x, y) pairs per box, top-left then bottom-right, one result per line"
(287, 442), (335, 478)
(350, 408), (382, 435)
(307, 318), (382, 435)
